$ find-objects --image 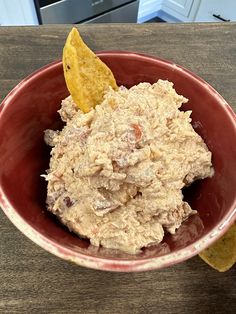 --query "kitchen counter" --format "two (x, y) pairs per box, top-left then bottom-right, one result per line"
(0, 23), (235, 314)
